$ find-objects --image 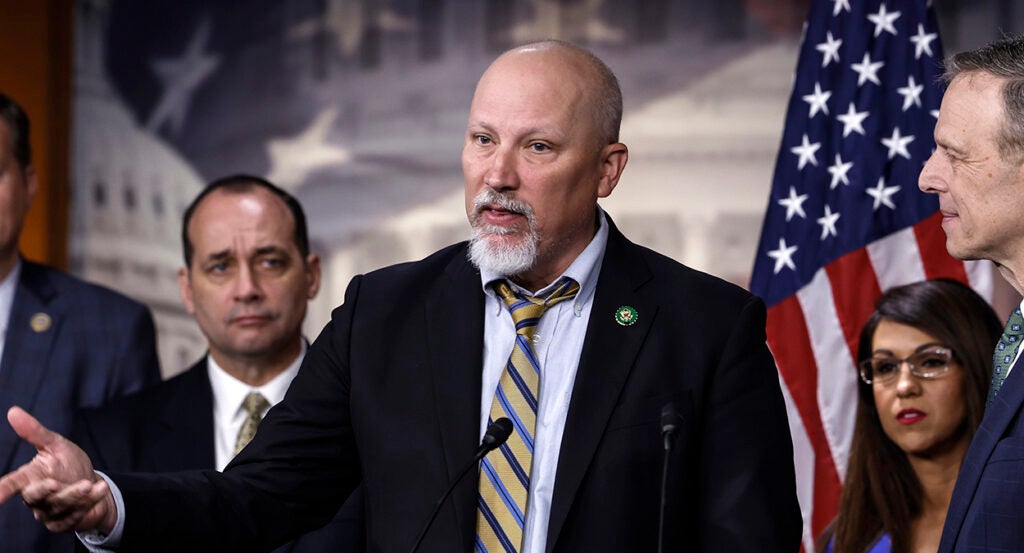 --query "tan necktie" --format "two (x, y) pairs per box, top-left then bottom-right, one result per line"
(476, 277), (580, 552)
(234, 391), (270, 455)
